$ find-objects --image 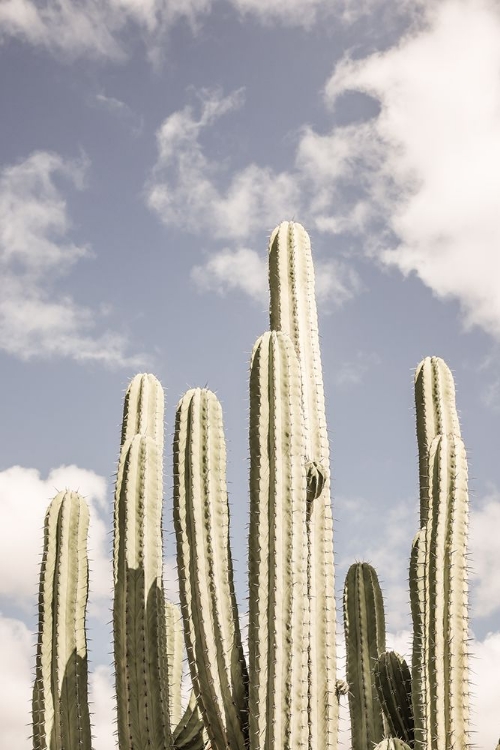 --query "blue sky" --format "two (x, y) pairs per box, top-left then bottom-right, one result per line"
(1, 0), (500, 748)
